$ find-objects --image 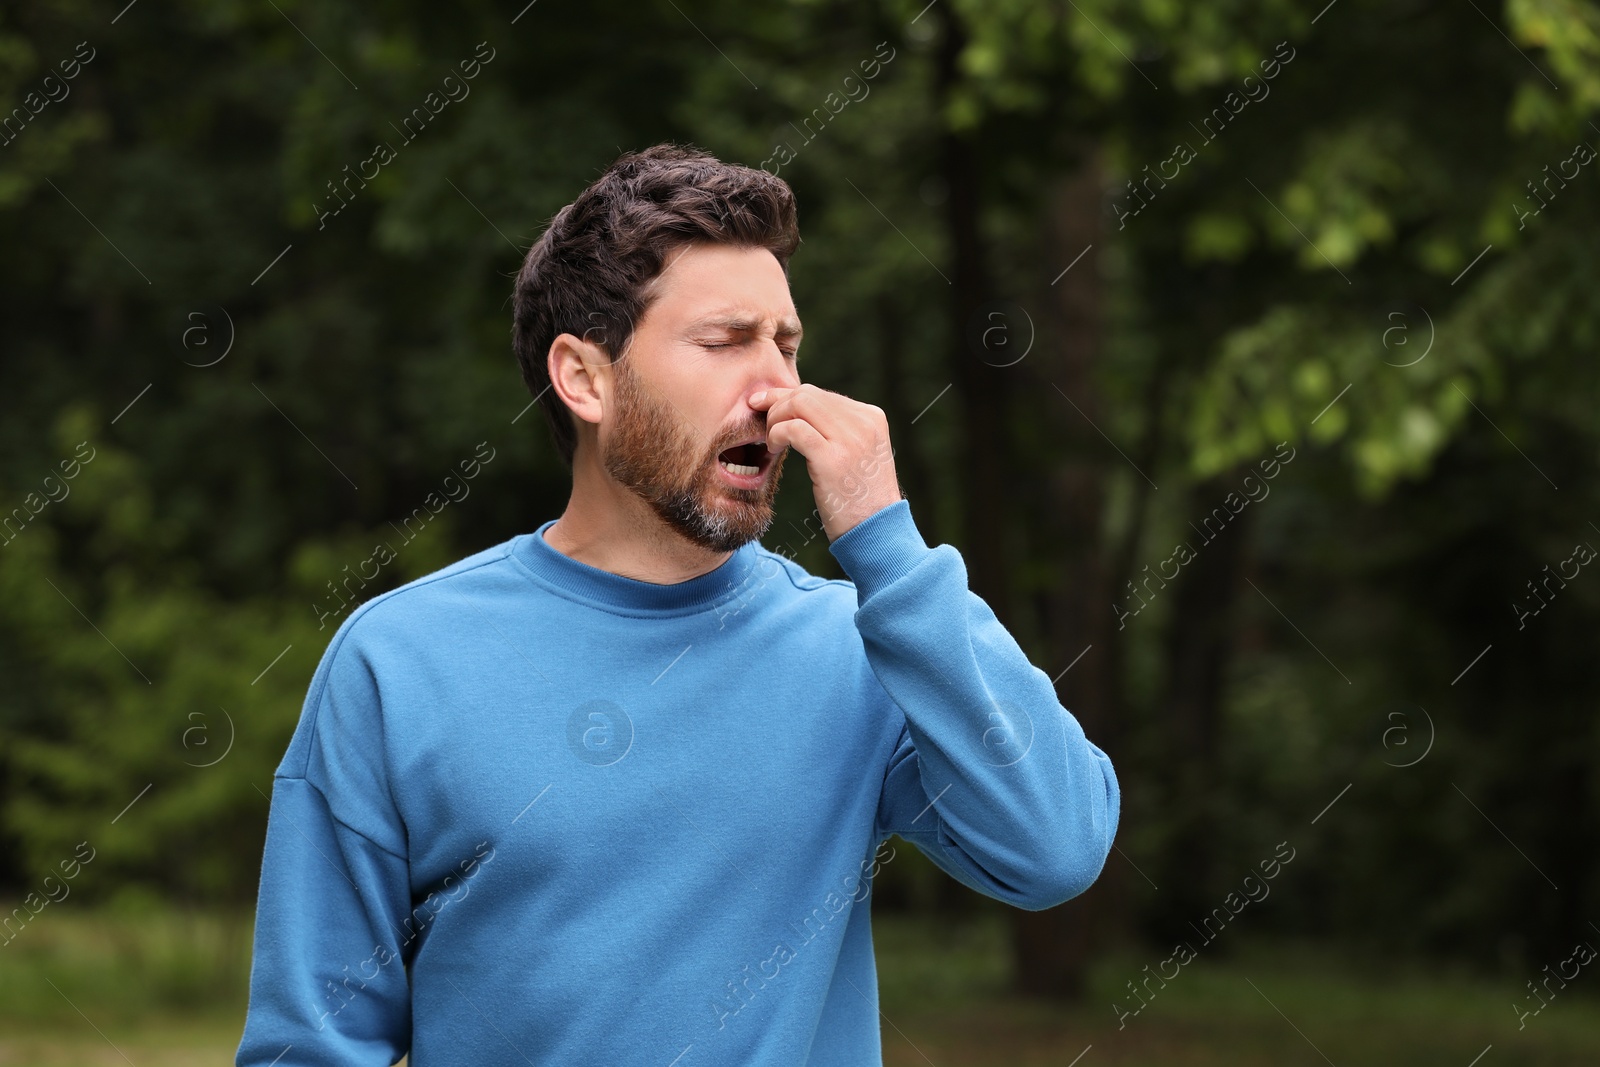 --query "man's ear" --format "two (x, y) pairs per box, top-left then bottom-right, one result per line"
(548, 332), (612, 428)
